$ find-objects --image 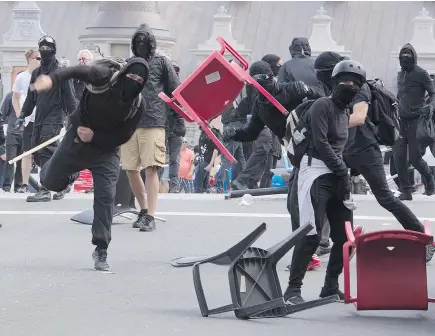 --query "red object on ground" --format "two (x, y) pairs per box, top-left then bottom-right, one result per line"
(159, 36), (289, 164)
(343, 221), (435, 311)
(73, 169), (93, 192)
